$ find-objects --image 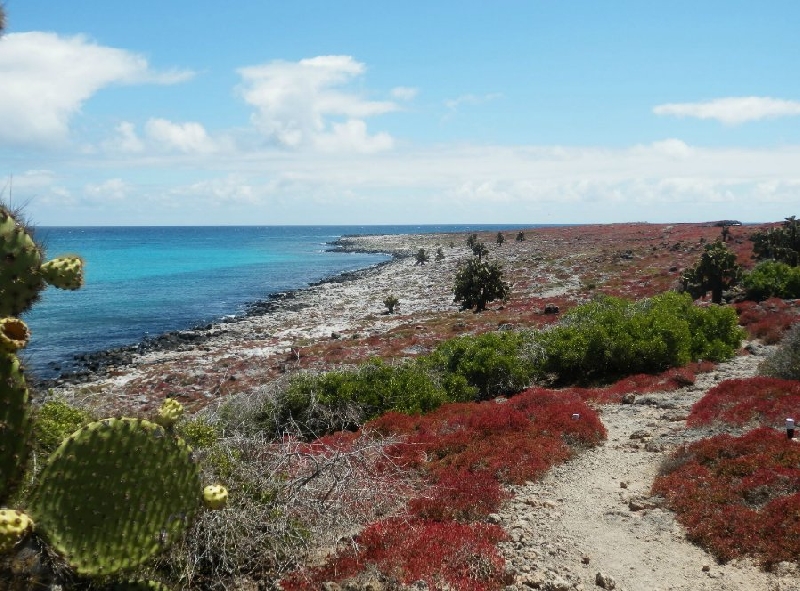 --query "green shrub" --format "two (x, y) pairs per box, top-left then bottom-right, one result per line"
(752, 216), (800, 267)
(453, 257), (510, 312)
(742, 260), (800, 300)
(177, 416), (221, 449)
(32, 398), (95, 456)
(424, 331), (537, 400)
(280, 360), (451, 437)
(759, 322), (800, 380)
(537, 292), (744, 383)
